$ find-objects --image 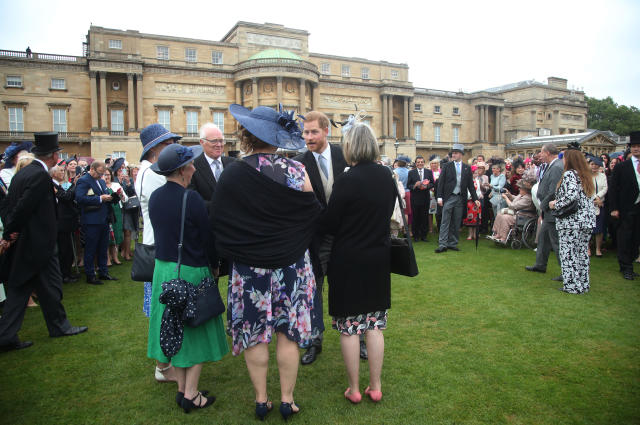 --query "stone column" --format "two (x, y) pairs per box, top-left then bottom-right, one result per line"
(99, 71), (107, 130)
(476, 106), (481, 141)
(252, 78), (259, 108)
(235, 82), (242, 105)
(299, 78), (306, 114)
(480, 105), (485, 141)
(552, 109), (559, 135)
(408, 97), (414, 139)
(89, 71), (98, 130)
(127, 73), (135, 132)
(496, 107), (502, 143)
(403, 97), (409, 139)
(381, 95), (388, 137)
(312, 83), (320, 111)
(388, 96), (394, 138)
(484, 105), (489, 143)
(277, 77), (283, 106)
(136, 74), (143, 130)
